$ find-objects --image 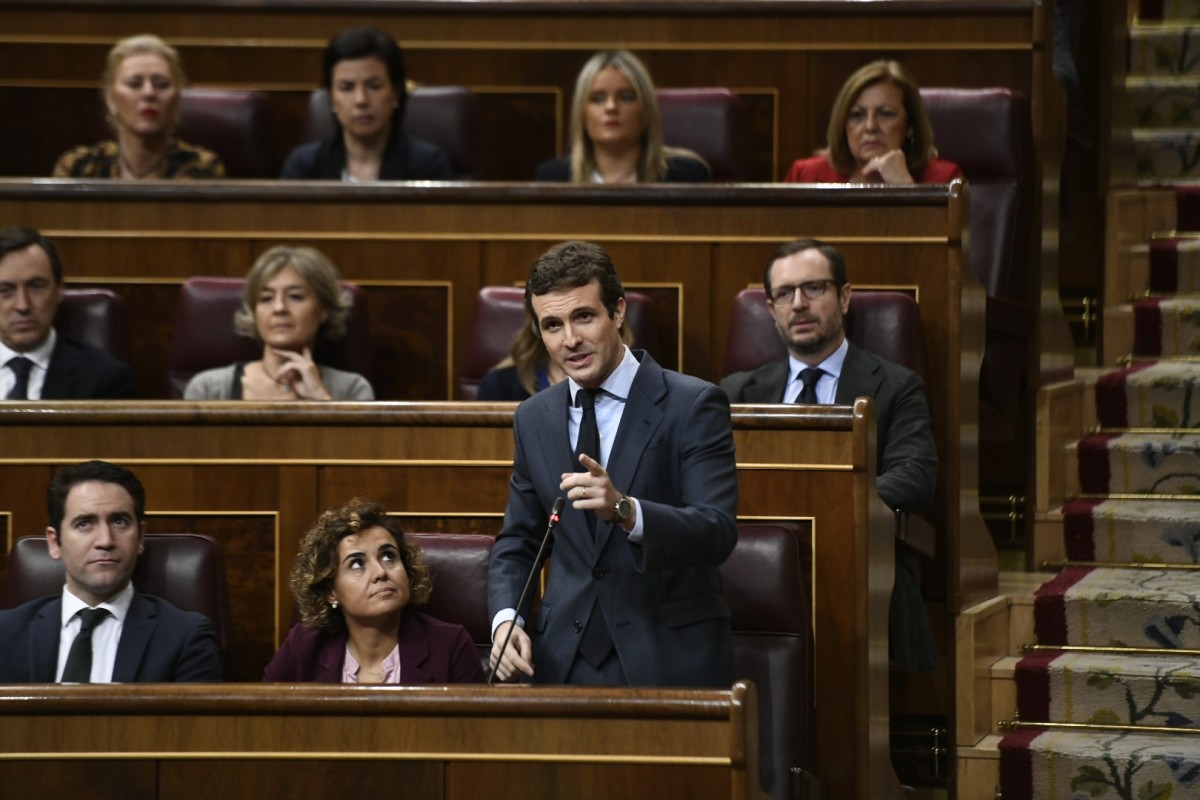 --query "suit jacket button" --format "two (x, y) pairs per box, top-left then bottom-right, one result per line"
(572, 621), (583, 633)
(592, 566), (605, 579)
